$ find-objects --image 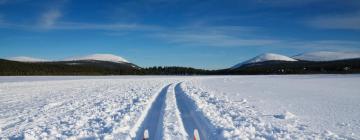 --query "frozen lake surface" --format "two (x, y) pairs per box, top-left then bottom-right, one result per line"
(0, 75), (359, 139)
